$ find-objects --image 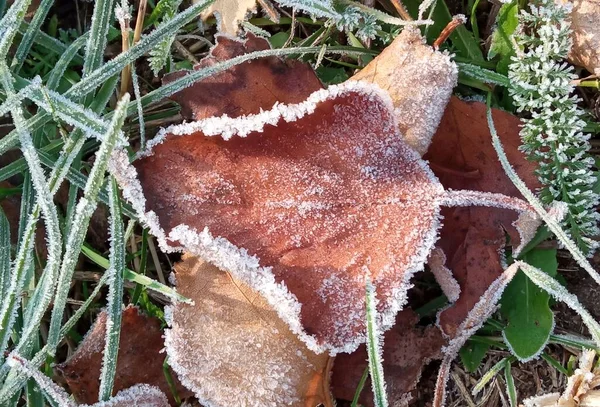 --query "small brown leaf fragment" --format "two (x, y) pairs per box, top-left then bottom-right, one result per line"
(56, 306), (191, 406)
(164, 34), (323, 121)
(197, 0), (258, 34)
(165, 254), (333, 407)
(568, 0), (600, 75)
(351, 27), (457, 156)
(331, 309), (446, 406)
(423, 97), (541, 338)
